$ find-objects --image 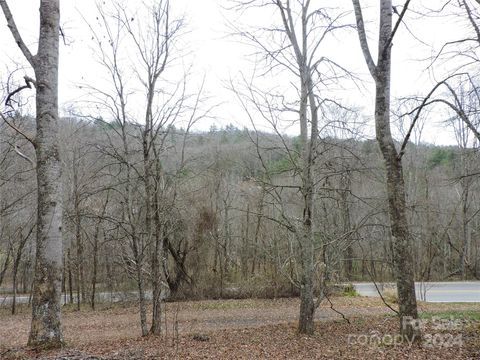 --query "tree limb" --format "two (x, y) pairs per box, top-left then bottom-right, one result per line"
(0, 112), (36, 147)
(13, 145), (35, 167)
(351, 0), (377, 80)
(0, 0), (36, 66)
(5, 76), (36, 108)
(462, 0), (480, 44)
(383, 0), (412, 56)
(397, 73), (467, 160)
